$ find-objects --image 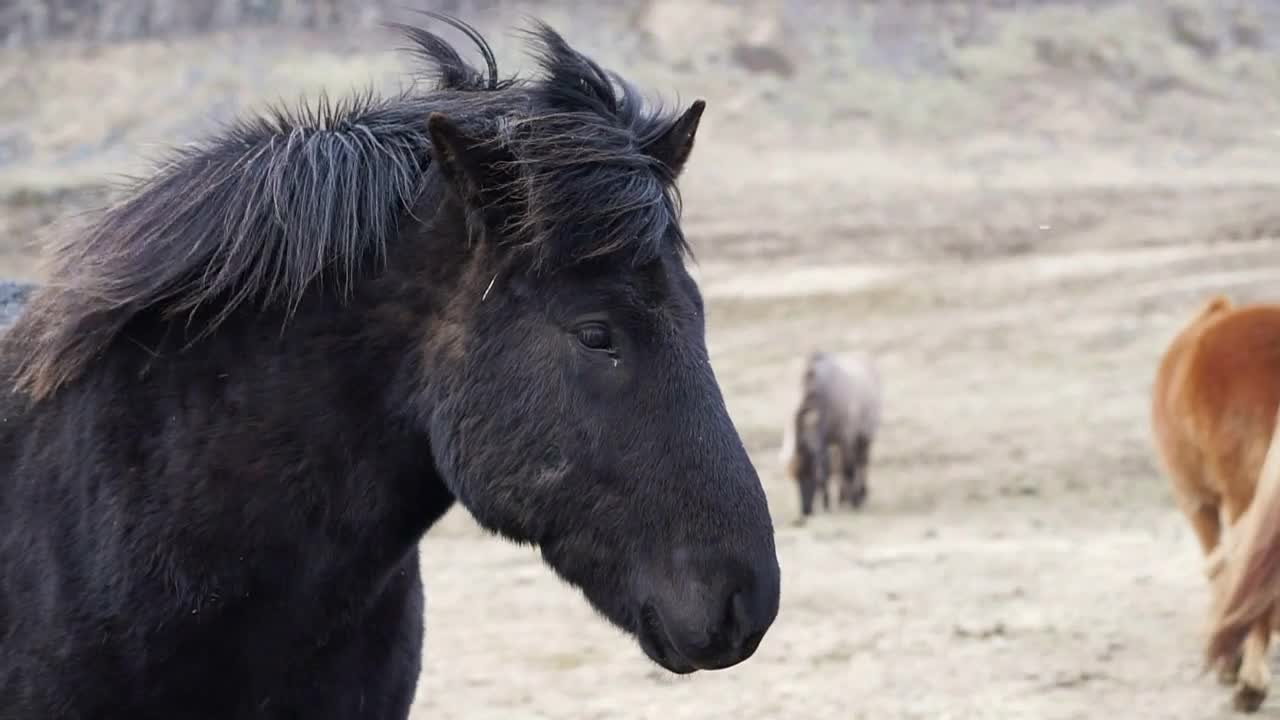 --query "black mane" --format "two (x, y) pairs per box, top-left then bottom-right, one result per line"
(10, 15), (690, 400)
